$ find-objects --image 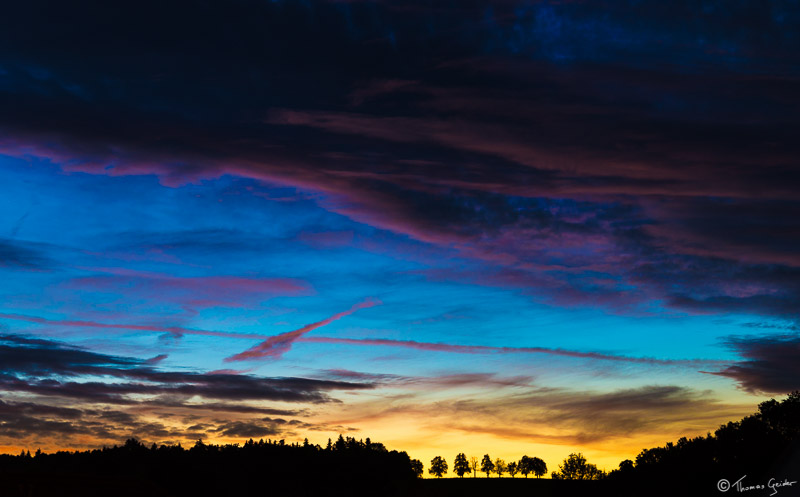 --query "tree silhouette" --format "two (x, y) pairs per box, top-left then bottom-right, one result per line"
(531, 456), (547, 478)
(480, 454), (494, 477)
(428, 456), (448, 478)
(494, 458), (506, 478)
(453, 452), (470, 478)
(469, 456), (479, 478)
(507, 461), (518, 478)
(518, 455), (532, 477)
(551, 453), (605, 480)
(616, 459), (634, 477)
(334, 434), (346, 451)
(410, 459), (424, 478)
